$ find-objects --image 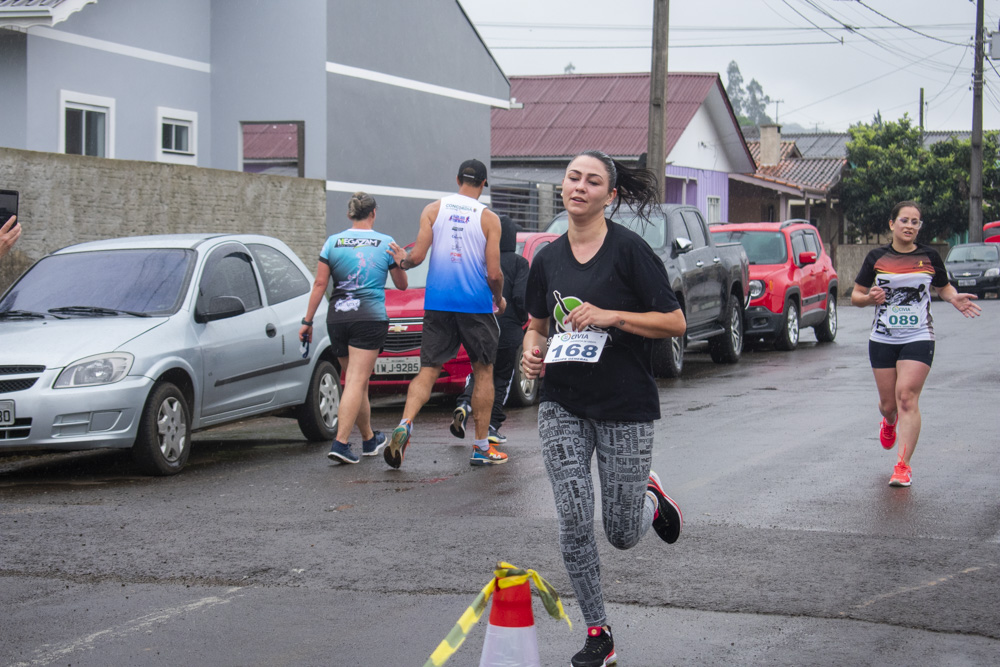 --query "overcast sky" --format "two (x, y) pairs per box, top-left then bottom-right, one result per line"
(458, 0), (1000, 134)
